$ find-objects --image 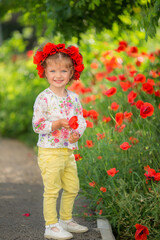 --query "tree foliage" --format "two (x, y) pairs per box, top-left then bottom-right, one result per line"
(0, 0), (160, 41)
(136, 0), (160, 40)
